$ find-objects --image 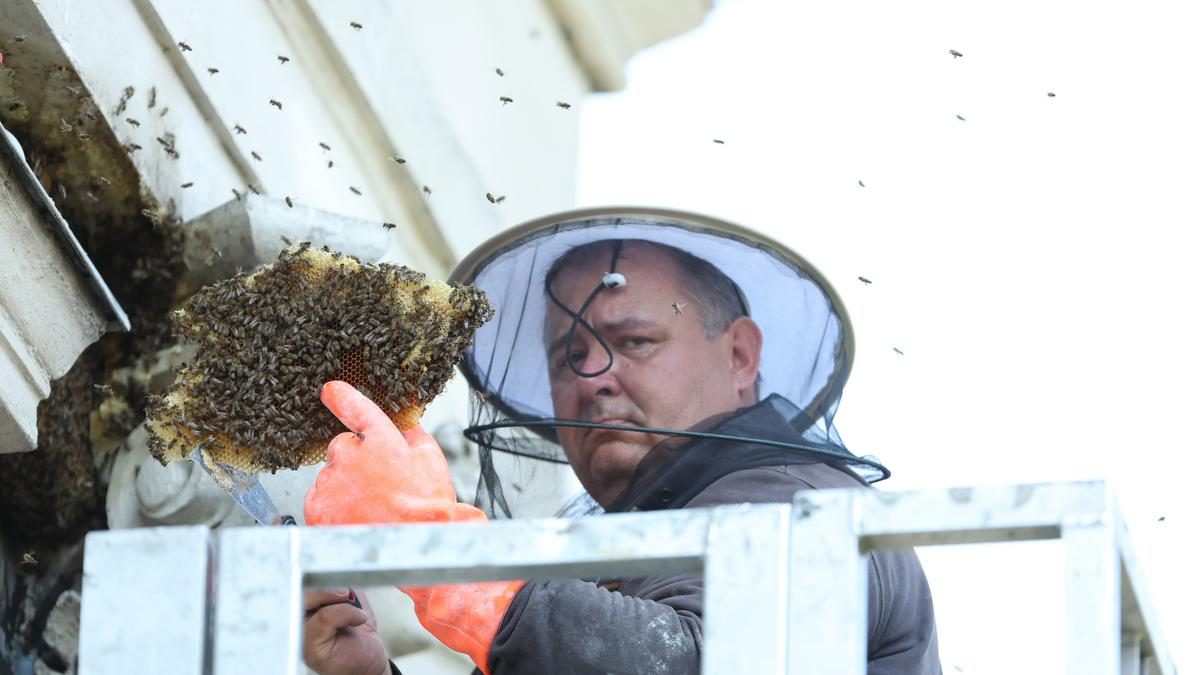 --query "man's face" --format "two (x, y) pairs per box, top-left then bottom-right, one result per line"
(545, 243), (760, 507)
